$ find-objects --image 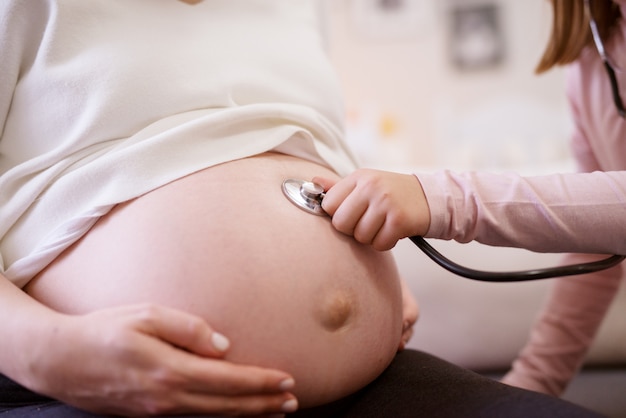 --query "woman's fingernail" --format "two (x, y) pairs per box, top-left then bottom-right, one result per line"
(279, 377), (295, 391)
(211, 332), (230, 352)
(281, 398), (298, 413)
